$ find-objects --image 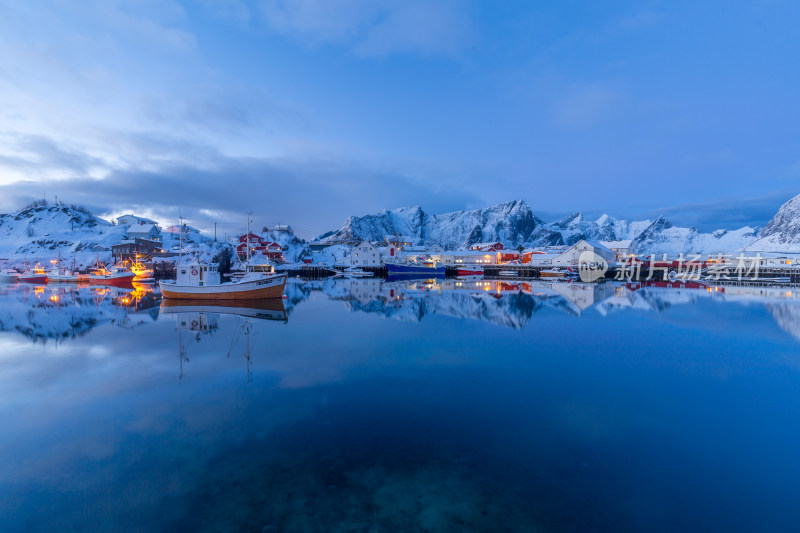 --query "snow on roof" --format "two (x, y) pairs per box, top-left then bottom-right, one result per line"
(118, 214), (158, 224)
(127, 224), (159, 233)
(526, 253), (561, 261)
(442, 250), (501, 256)
(599, 240), (632, 249)
(575, 239), (613, 254)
